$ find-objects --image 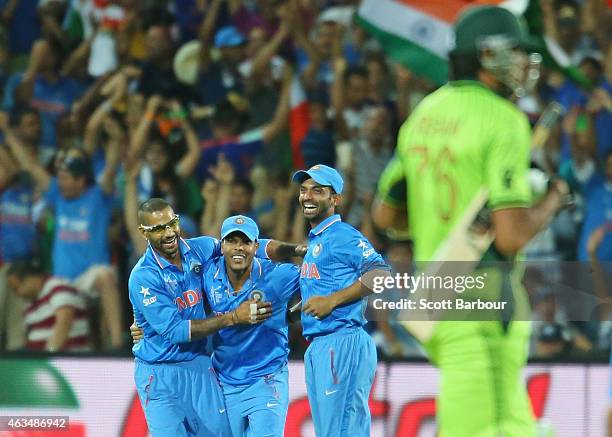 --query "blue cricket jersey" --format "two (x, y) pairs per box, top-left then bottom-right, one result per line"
(300, 214), (388, 340)
(203, 256), (300, 385)
(128, 236), (222, 363)
(0, 180), (36, 262)
(45, 178), (113, 280)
